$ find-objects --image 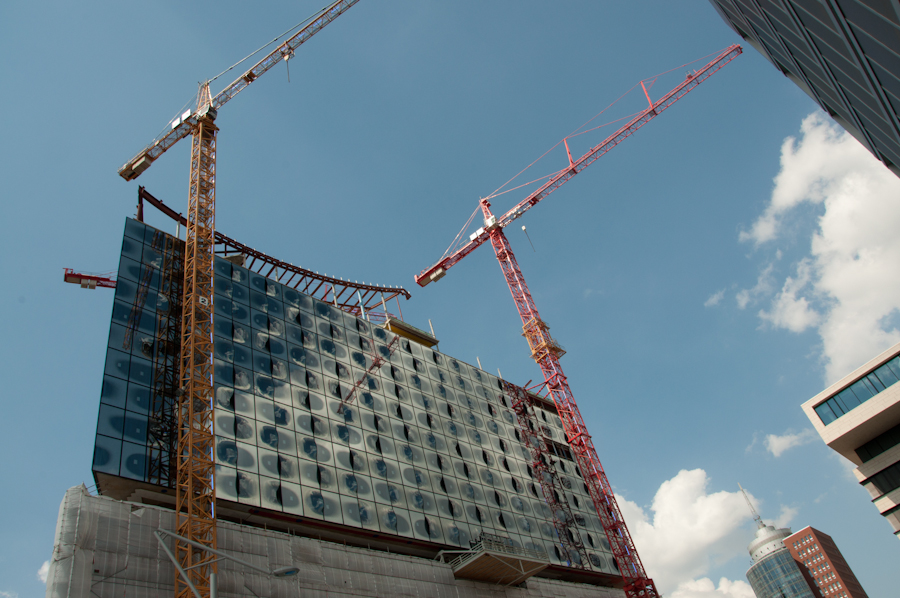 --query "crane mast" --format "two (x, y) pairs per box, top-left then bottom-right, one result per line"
(481, 199), (657, 596)
(414, 46), (742, 598)
(174, 84), (218, 598)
